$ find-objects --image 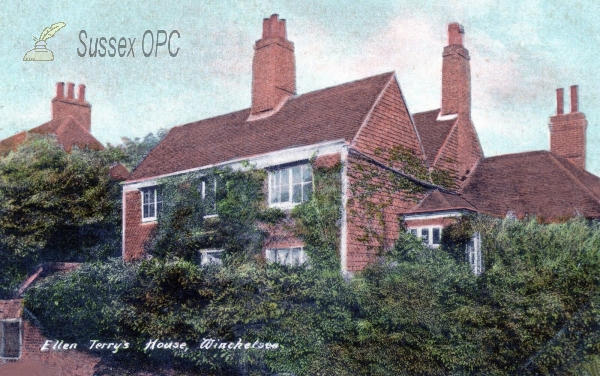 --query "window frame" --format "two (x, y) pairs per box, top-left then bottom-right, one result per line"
(140, 186), (162, 222)
(466, 232), (483, 275)
(268, 163), (312, 209)
(408, 226), (442, 248)
(200, 178), (218, 218)
(199, 249), (223, 266)
(0, 319), (22, 360)
(266, 246), (307, 266)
